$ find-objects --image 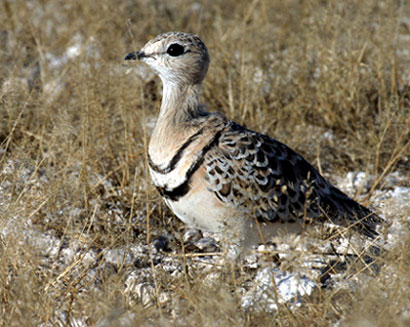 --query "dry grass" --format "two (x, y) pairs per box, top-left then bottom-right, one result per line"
(1, 0), (409, 326)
